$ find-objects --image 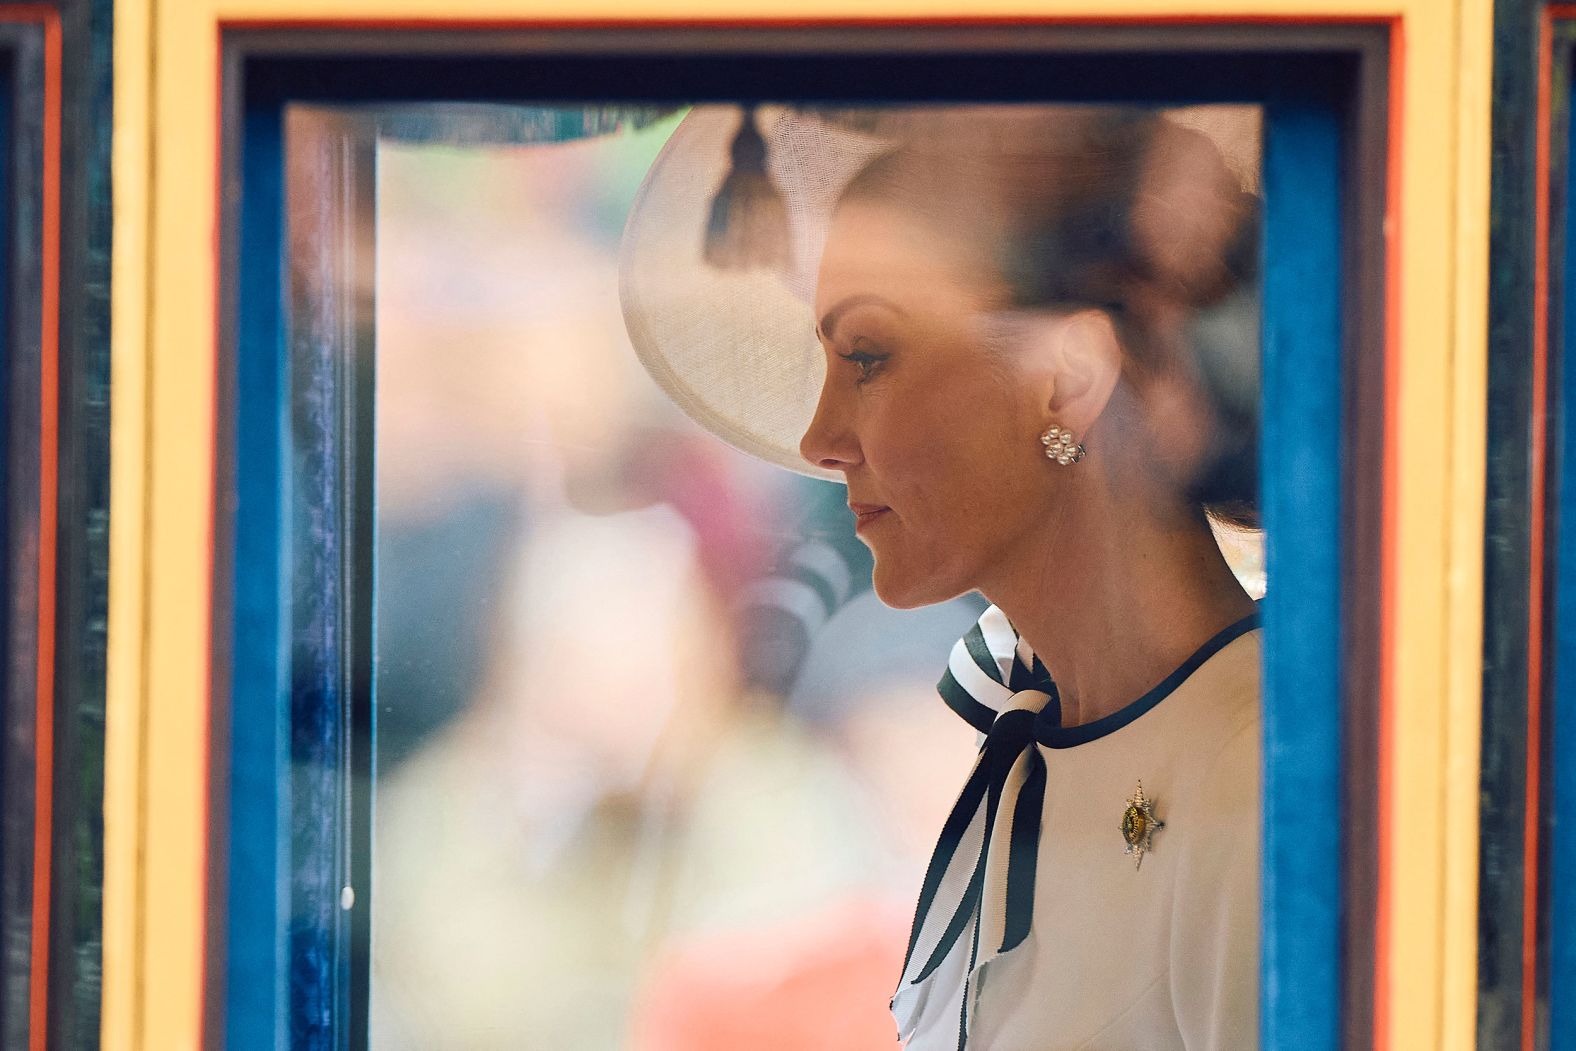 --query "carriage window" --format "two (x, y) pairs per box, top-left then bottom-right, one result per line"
(275, 100), (1274, 1048)
(227, 34), (1380, 1046)
(382, 106), (1267, 1048)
